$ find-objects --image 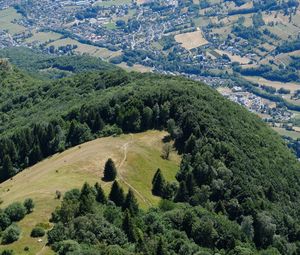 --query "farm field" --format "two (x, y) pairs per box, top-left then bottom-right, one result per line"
(25, 31), (62, 44)
(48, 38), (122, 59)
(174, 29), (209, 50)
(117, 62), (153, 72)
(215, 49), (251, 64)
(0, 131), (180, 255)
(243, 76), (300, 92)
(0, 7), (26, 34)
(272, 127), (300, 139)
(93, 0), (131, 7)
